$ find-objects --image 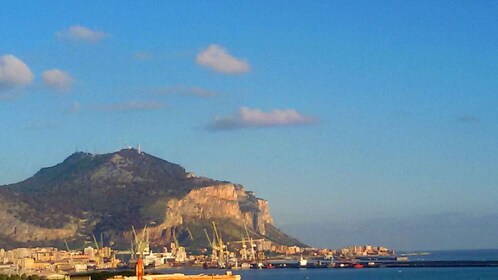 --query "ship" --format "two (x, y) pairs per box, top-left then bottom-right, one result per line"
(299, 255), (308, 267)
